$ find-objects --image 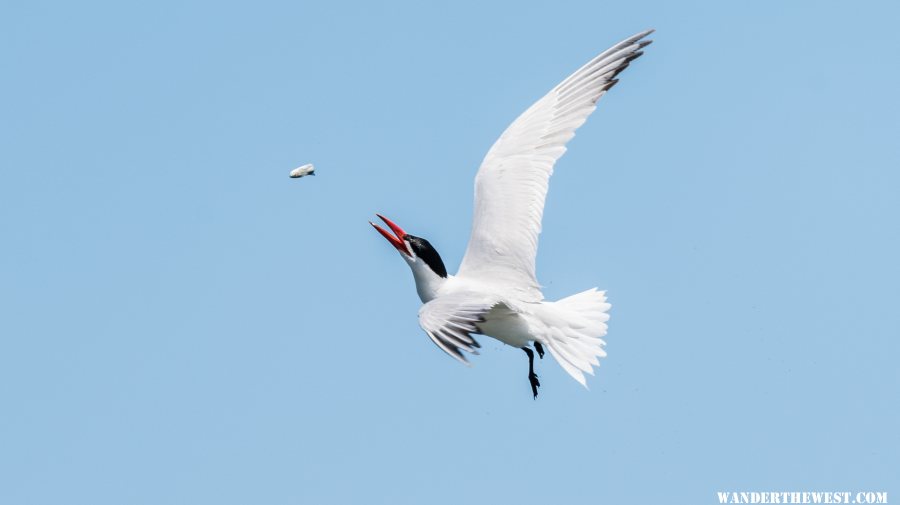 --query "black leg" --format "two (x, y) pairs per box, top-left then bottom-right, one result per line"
(534, 342), (544, 359)
(522, 347), (541, 399)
